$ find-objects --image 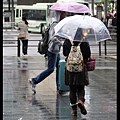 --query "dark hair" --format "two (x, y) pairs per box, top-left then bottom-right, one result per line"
(22, 16), (28, 25)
